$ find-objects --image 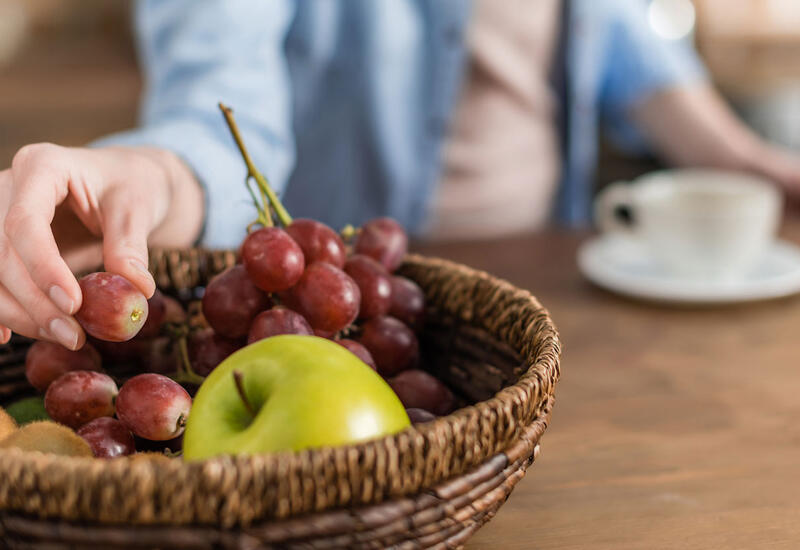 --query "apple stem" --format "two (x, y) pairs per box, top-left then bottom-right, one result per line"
(218, 102), (293, 227)
(232, 370), (256, 417)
